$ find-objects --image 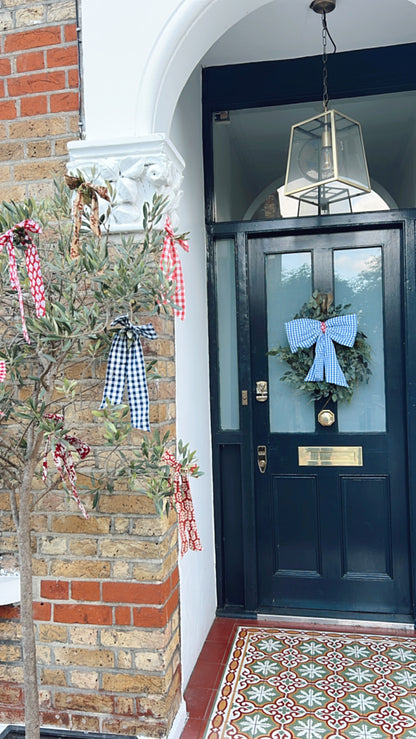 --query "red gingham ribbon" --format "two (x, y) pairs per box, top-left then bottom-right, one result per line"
(42, 413), (90, 519)
(159, 216), (189, 320)
(162, 449), (202, 556)
(0, 361), (5, 382)
(0, 219), (45, 343)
